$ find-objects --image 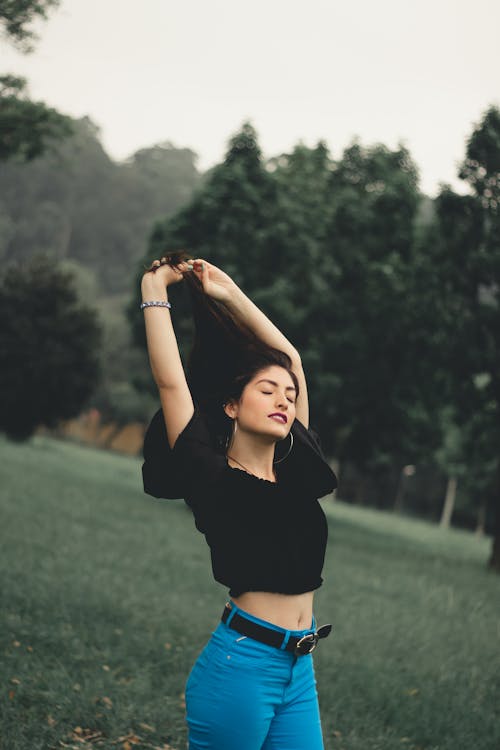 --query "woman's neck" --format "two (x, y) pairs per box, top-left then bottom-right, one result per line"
(226, 435), (276, 482)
